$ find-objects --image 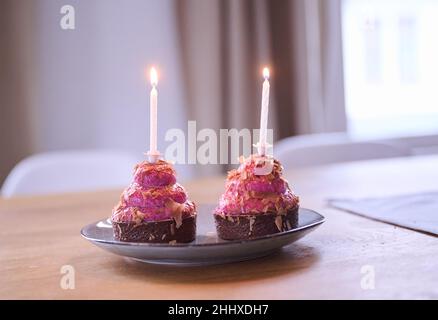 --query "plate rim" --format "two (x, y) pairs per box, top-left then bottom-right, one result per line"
(80, 208), (325, 248)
